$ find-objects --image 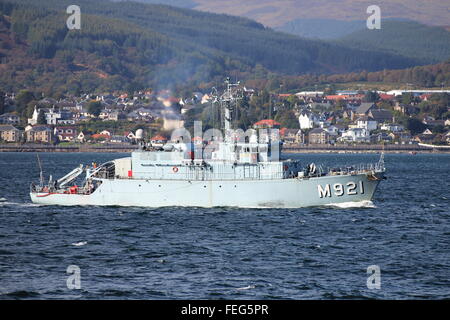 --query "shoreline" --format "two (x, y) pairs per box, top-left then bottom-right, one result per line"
(1, 144), (449, 154)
